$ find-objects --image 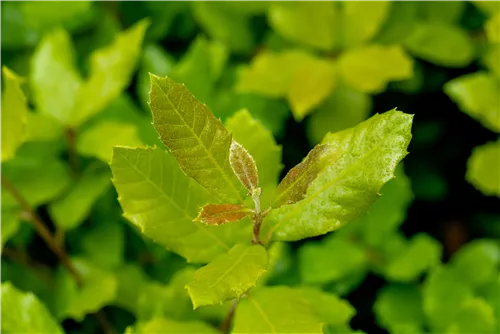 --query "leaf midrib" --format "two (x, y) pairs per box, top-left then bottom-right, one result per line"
(155, 80), (244, 203)
(208, 245), (250, 289)
(249, 296), (277, 333)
